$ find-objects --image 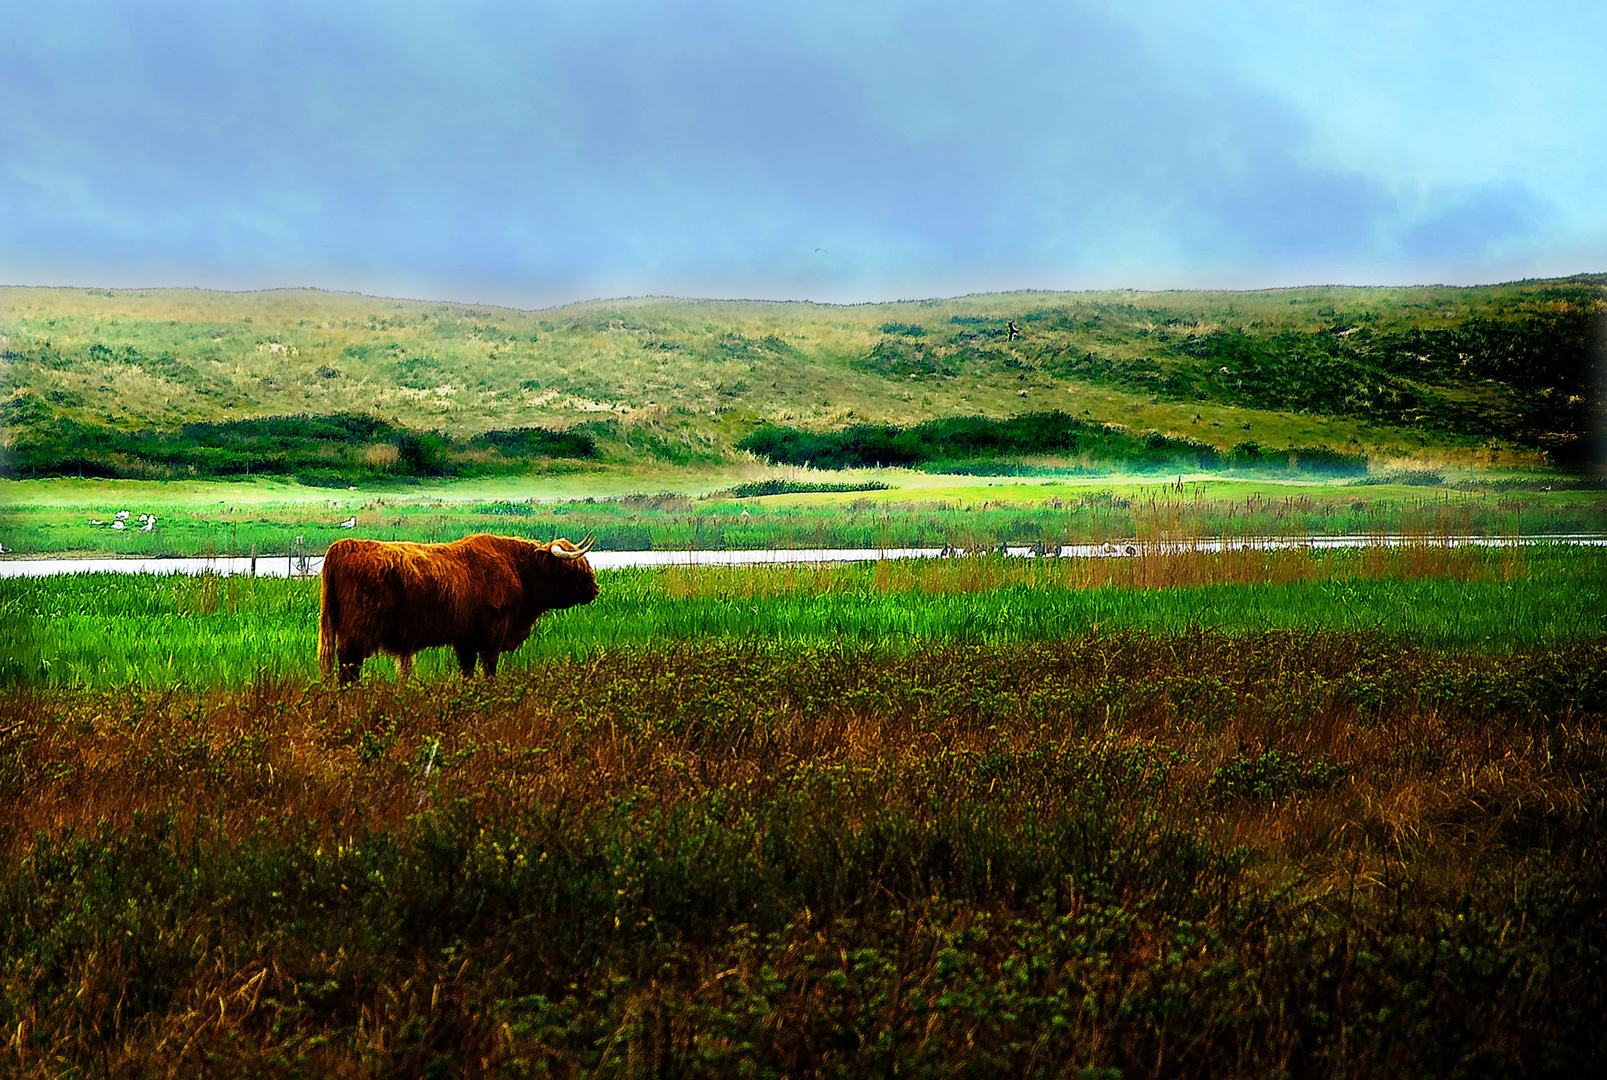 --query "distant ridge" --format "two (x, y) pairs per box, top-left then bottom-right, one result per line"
(3, 274), (1601, 475)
